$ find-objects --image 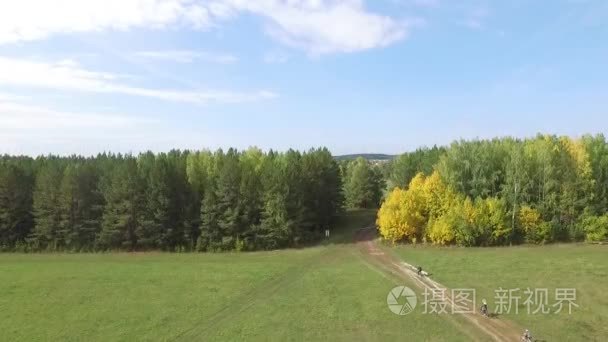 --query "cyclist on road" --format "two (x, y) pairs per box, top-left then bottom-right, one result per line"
(480, 299), (489, 317)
